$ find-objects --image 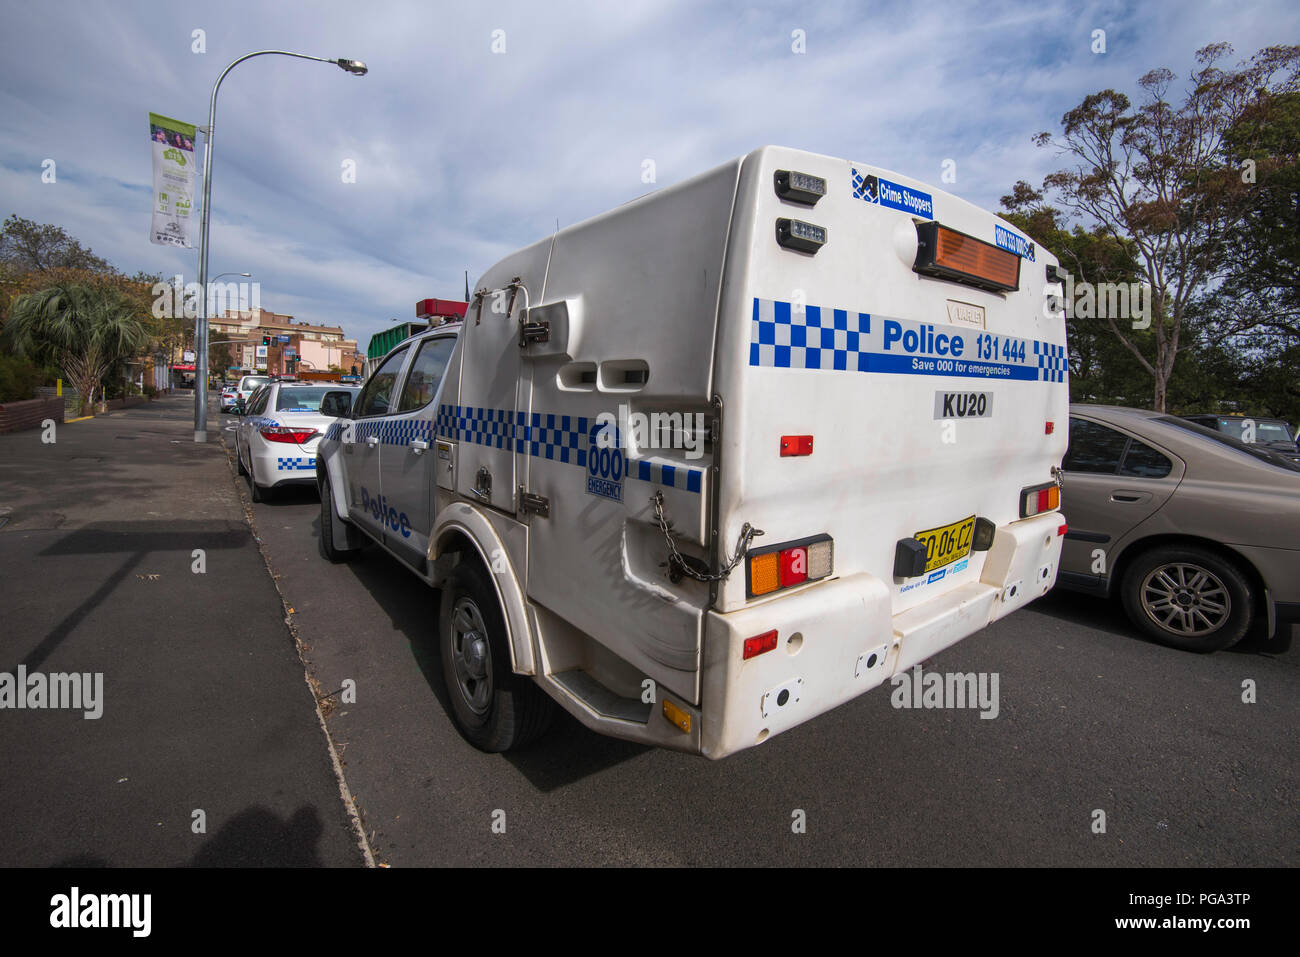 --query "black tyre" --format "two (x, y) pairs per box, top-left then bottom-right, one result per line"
(318, 472), (357, 563)
(439, 559), (554, 752)
(235, 437), (248, 476)
(248, 459), (270, 503)
(1119, 545), (1254, 653)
